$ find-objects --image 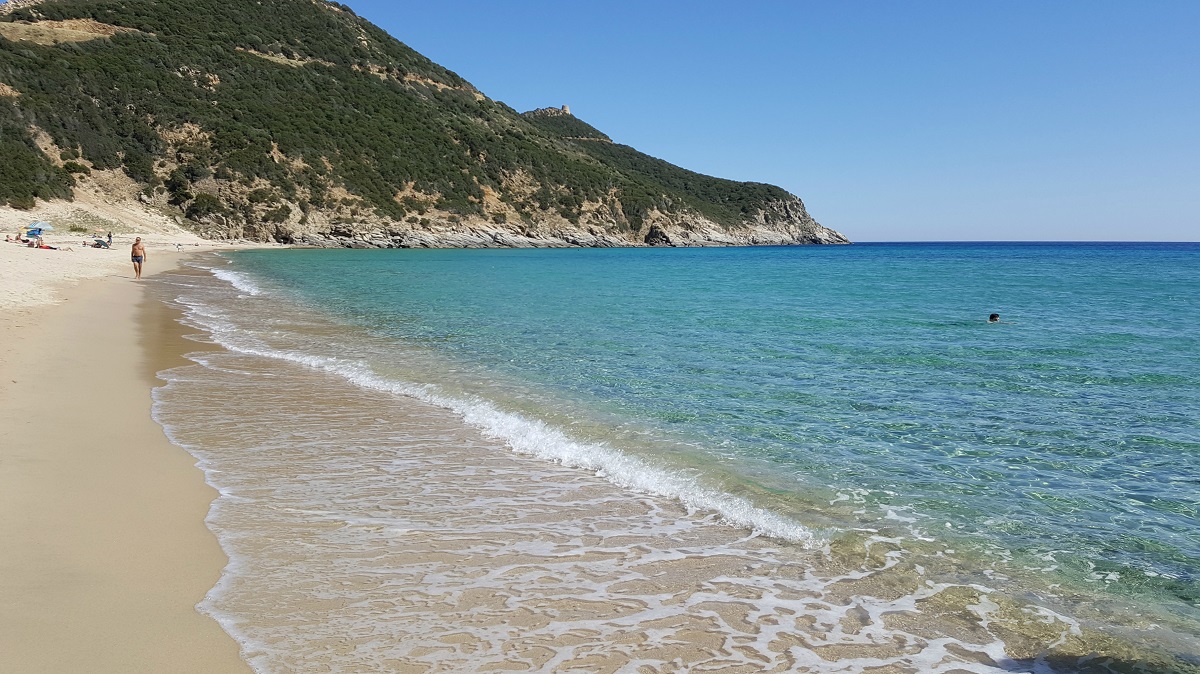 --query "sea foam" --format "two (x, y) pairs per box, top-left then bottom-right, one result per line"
(169, 260), (822, 545)
(203, 321), (815, 543)
(209, 264), (263, 296)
